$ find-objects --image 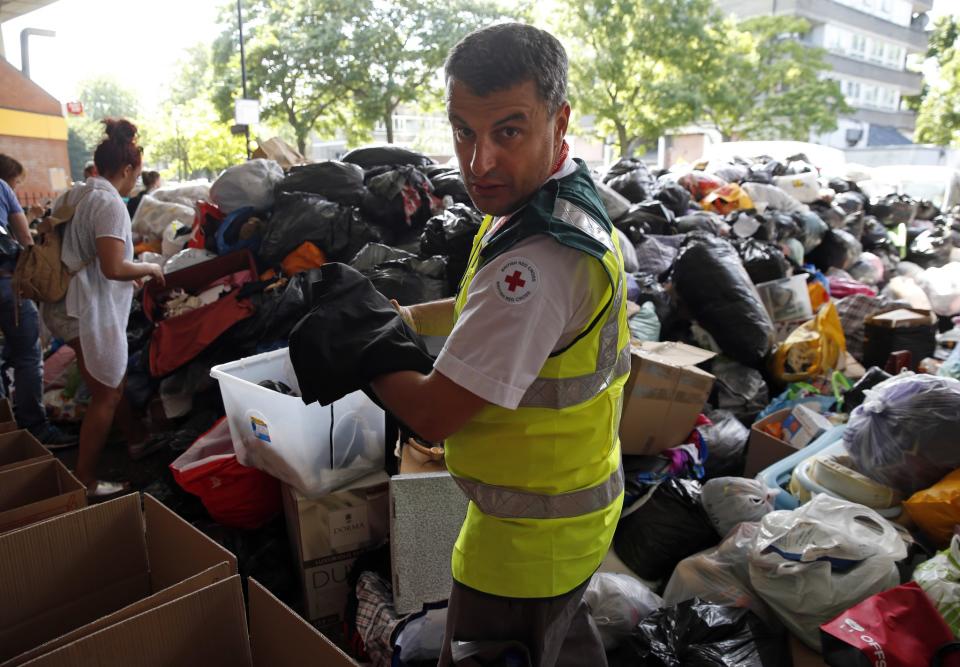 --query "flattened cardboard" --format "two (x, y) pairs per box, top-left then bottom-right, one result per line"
(0, 459), (85, 534)
(619, 341), (716, 455)
(248, 579), (359, 667)
(20, 576), (252, 667)
(0, 493), (236, 662)
(6, 563), (233, 666)
(868, 307), (934, 329)
(282, 472), (390, 630)
(745, 408), (800, 478)
(0, 399), (16, 434)
(0, 430), (51, 474)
